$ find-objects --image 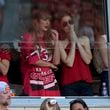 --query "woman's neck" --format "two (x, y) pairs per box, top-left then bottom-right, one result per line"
(60, 32), (69, 41)
(37, 31), (44, 38)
